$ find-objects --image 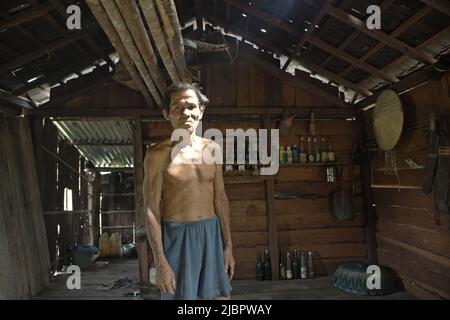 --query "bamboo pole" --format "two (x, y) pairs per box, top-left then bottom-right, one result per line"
(139, 0), (181, 84)
(86, 0), (154, 107)
(116, 0), (167, 96)
(154, 0), (190, 82)
(100, 0), (162, 107)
